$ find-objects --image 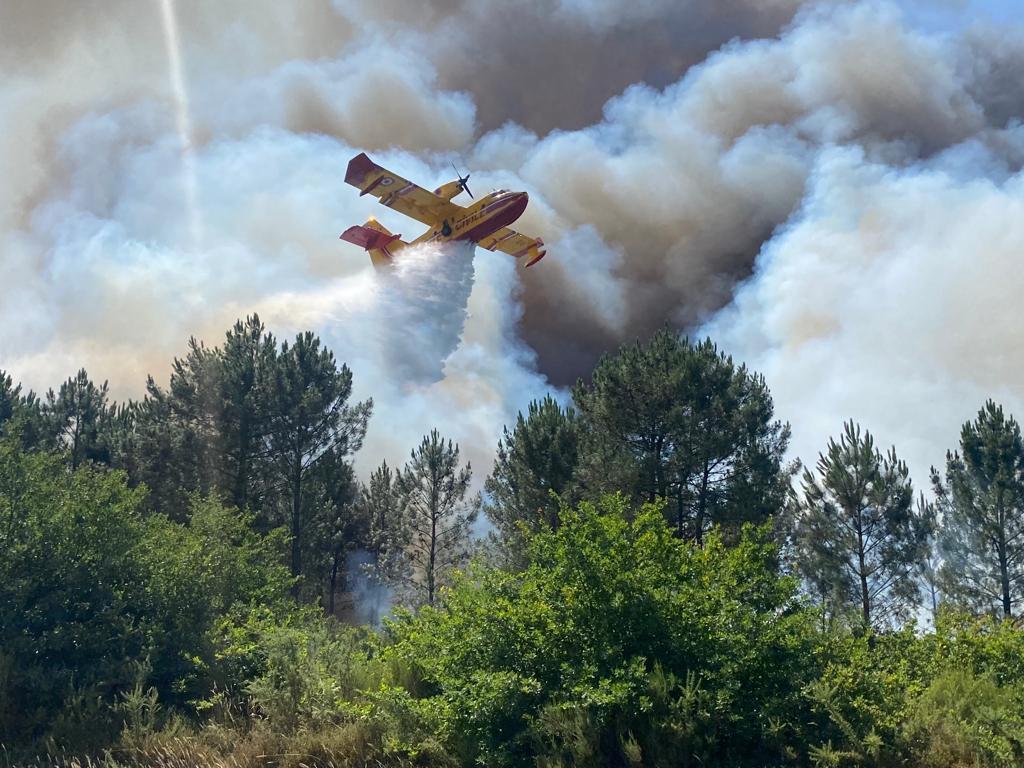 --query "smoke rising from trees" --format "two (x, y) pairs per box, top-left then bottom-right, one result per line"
(3, 0), (1024, 482)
